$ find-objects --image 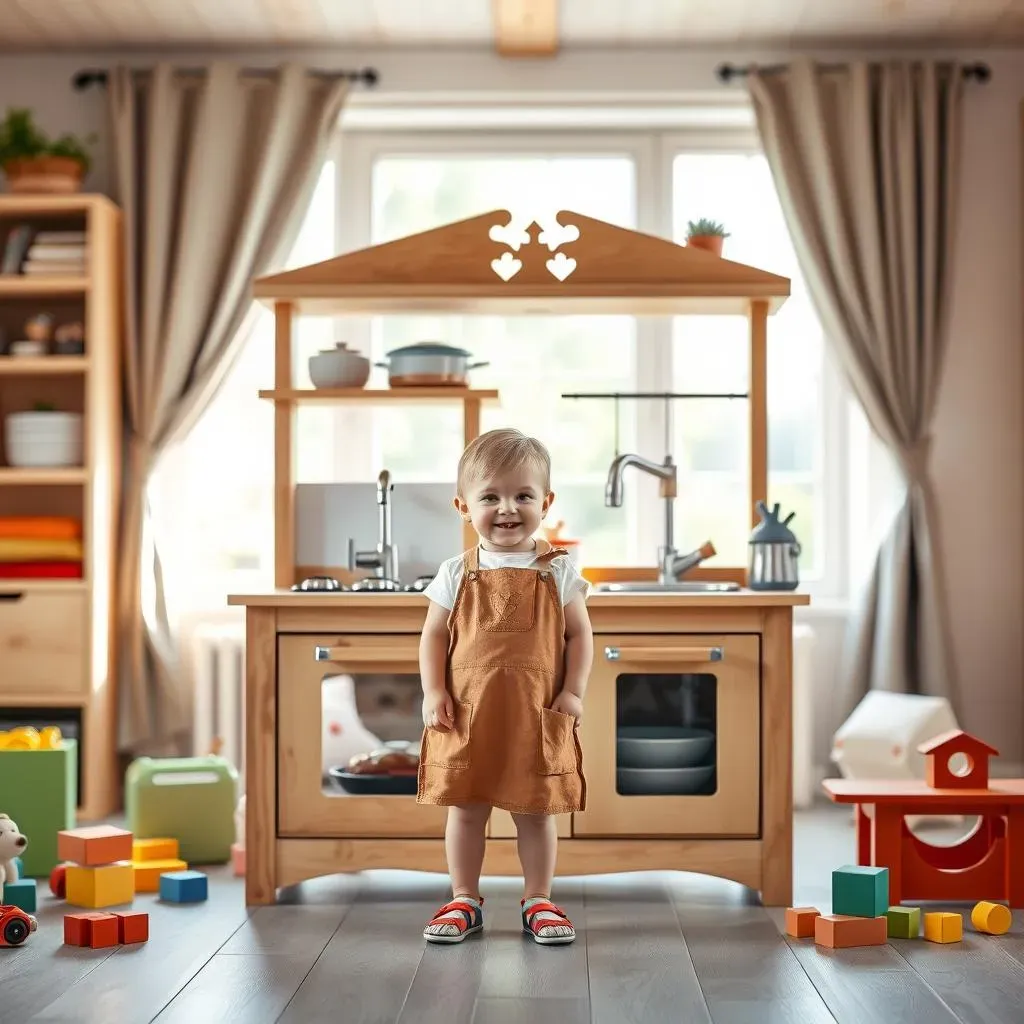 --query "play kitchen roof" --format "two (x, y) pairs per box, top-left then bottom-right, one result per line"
(252, 209), (791, 316)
